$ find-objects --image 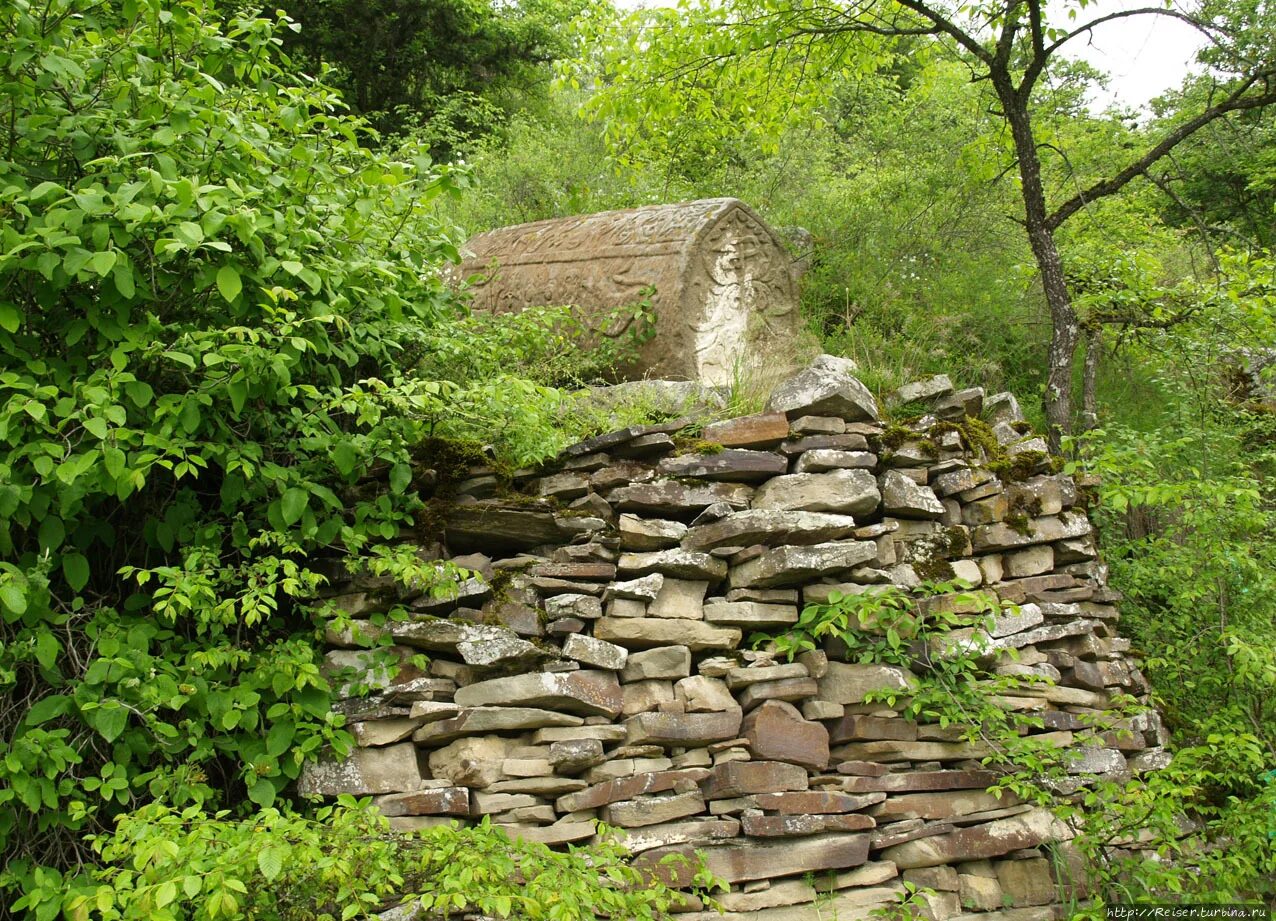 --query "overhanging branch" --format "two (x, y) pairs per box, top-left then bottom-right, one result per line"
(1045, 73), (1276, 230)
